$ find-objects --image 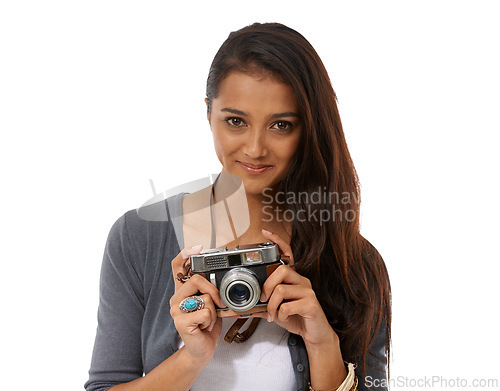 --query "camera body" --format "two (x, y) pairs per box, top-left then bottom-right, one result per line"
(190, 242), (282, 317)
